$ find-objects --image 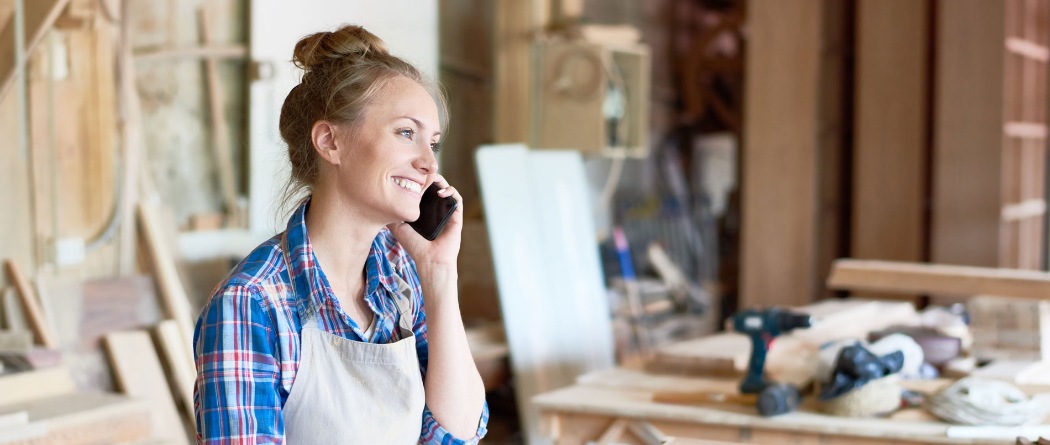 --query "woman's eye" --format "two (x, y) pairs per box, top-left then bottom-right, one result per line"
(398, 128), (415, 139)
(430, 142), (442, 153)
